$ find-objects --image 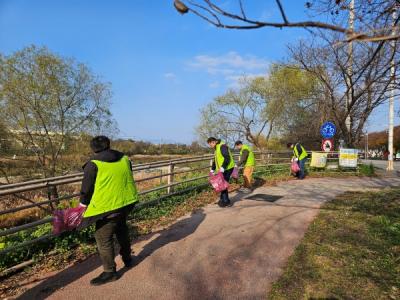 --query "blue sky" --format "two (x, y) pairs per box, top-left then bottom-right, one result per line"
(0, 0), (396, 143)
